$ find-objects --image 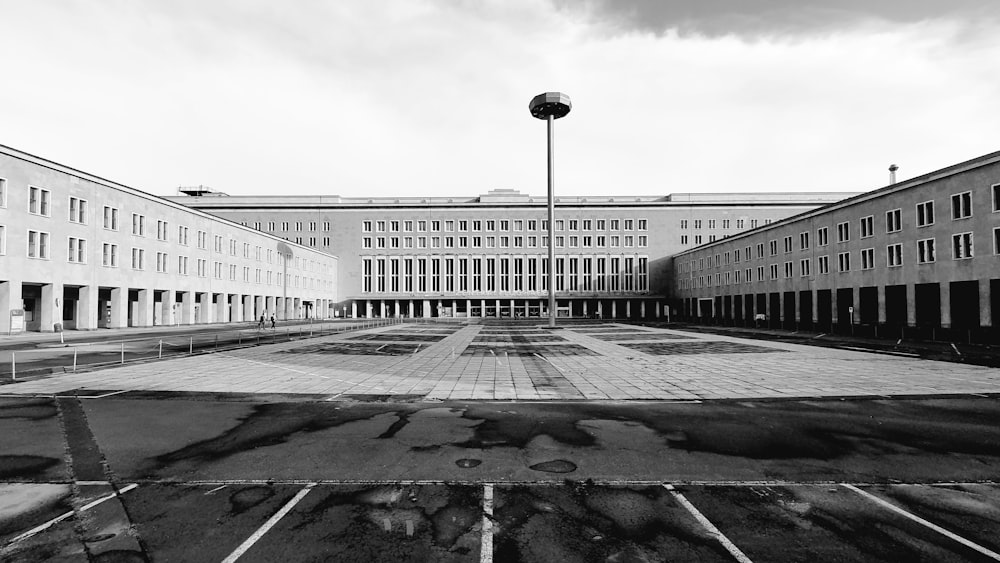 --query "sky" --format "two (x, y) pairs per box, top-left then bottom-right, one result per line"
(2, 0), (999, 199)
